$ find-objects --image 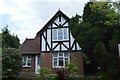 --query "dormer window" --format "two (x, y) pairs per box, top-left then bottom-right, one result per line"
(52, 28), (68, 41)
